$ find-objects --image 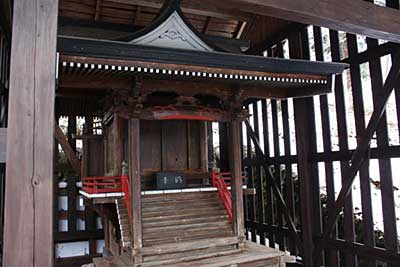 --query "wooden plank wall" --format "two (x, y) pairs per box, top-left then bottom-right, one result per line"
(54, 116), (104, 267)
(243, 2), (400, 266)
(139, 120), (207, 190)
